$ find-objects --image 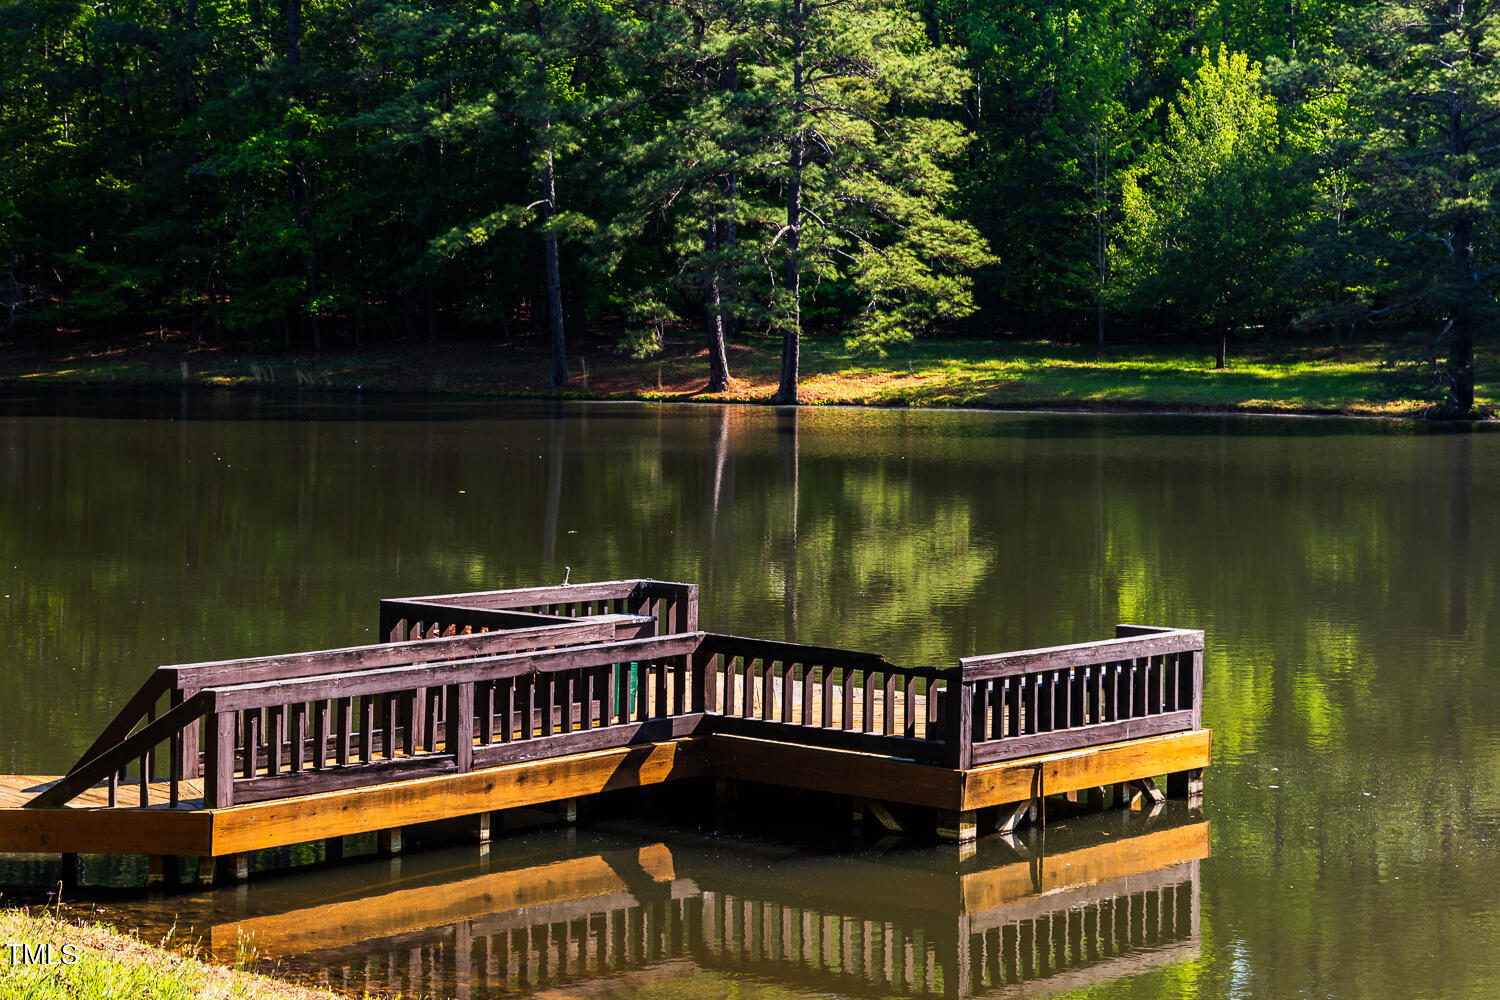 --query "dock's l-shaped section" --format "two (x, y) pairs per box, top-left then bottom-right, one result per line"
(0, 729), (1209, 860)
